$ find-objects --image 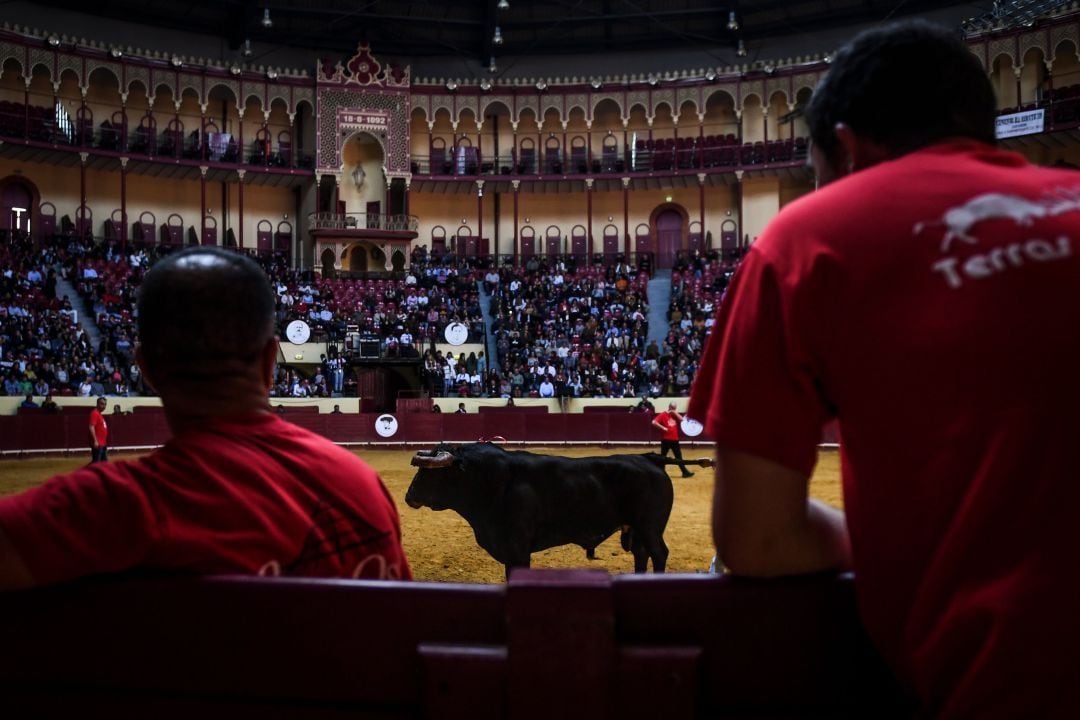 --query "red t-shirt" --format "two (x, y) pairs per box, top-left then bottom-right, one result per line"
(689, 141), (1080, 717)
(654, 411), (680, 441)
(89, 408), (108, 446)
(0, 412), (411, 584)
